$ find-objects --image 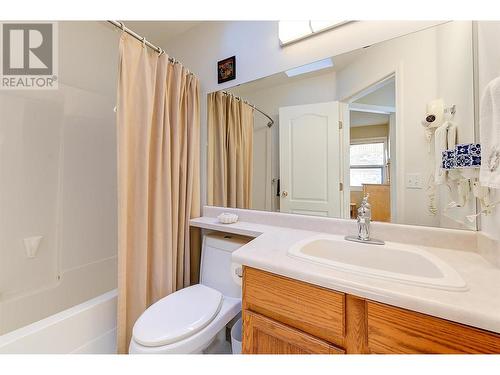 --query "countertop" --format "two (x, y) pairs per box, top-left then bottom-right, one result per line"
(190, 214), (500, 334)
